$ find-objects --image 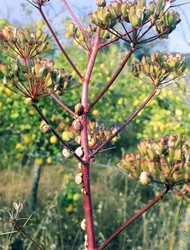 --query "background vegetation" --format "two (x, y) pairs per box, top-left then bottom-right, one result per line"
(0, 2), (190, 249)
